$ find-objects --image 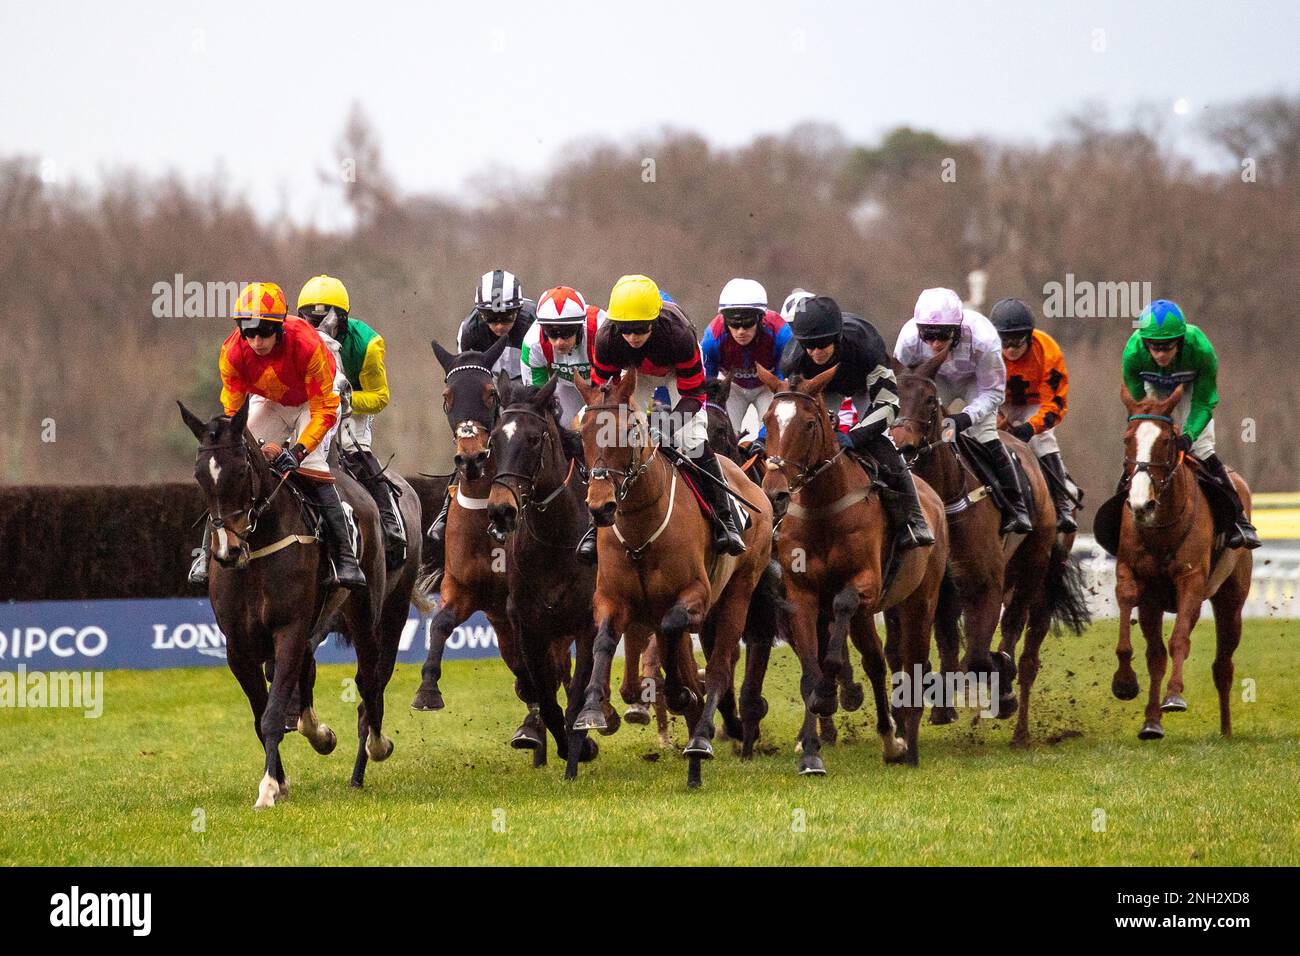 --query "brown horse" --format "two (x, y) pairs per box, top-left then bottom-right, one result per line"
(1112, 387), (1252, 740)
(179, 401), (425, 807)
(571, 369), (781, 787)
(889, 351), (1088, 745)
(755, 364), (948, 770)
(411, 337), (544, 751)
